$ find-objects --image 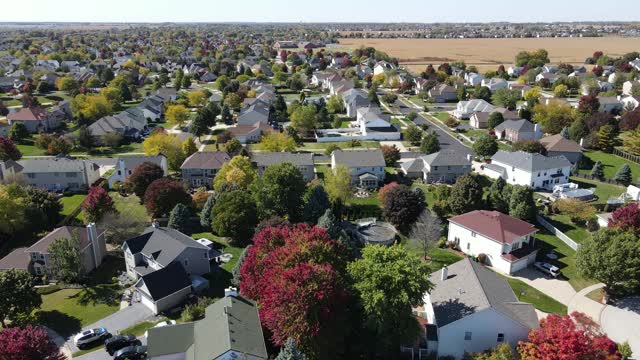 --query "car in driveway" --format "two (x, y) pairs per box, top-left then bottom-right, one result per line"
(144, 320), (177, 338)
(104, 334), (141, 356)
(73, 327), (111, 349)
(534, 262), (560, 277)
(114, 345), (147, 360)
